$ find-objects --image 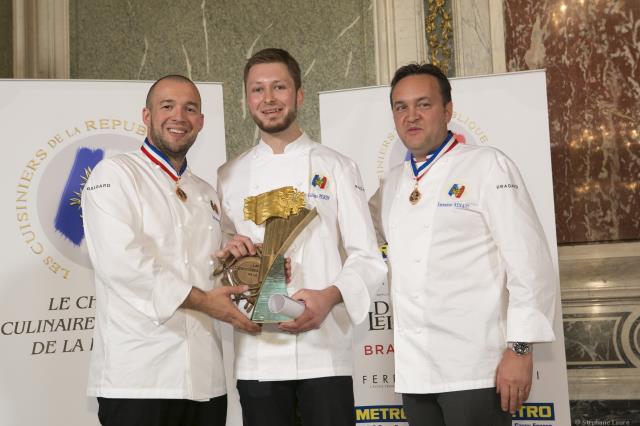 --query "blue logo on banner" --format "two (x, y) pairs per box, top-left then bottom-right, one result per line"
(53, 147), (104, 246)
(513, 402), (555, 420)
(355, 405), (406, 423)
